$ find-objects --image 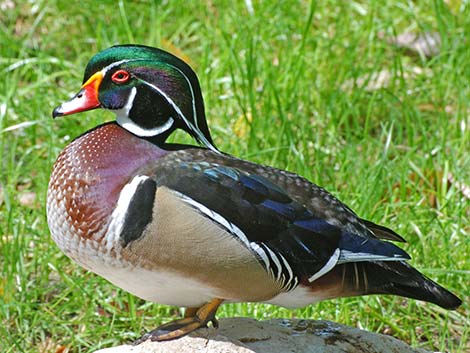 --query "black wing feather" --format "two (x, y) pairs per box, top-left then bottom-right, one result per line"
(153, 159), (407, 279)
